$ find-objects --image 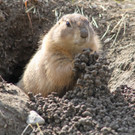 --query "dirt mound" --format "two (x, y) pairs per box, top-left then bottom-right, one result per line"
(27, 85), (134, 134)
(26, 51), (134, 135)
